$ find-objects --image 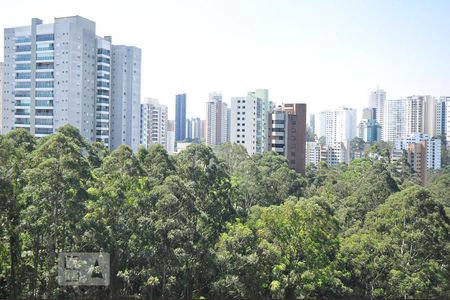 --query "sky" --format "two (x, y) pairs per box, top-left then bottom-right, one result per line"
(2, 0), (450, 119)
